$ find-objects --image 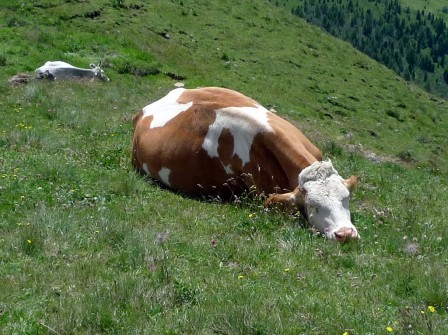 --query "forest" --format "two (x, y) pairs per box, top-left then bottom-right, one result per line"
(291, 0), (448, 98)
